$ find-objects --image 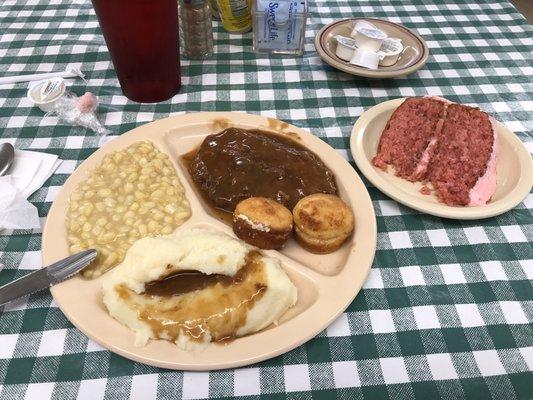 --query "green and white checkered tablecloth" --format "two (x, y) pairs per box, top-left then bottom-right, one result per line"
(0, 0), (532, 398)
